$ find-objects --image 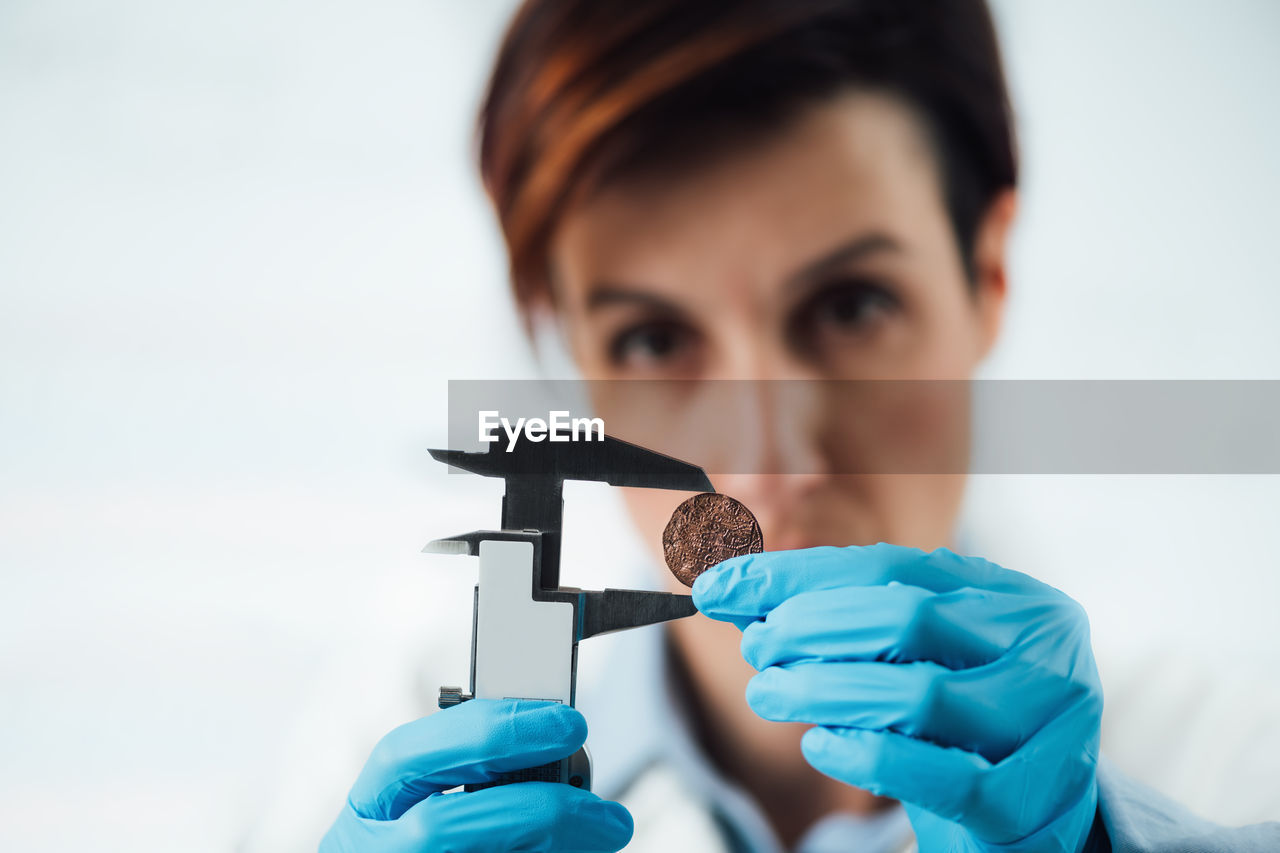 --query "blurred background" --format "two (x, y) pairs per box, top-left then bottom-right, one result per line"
(1, 1), (1278, 850)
